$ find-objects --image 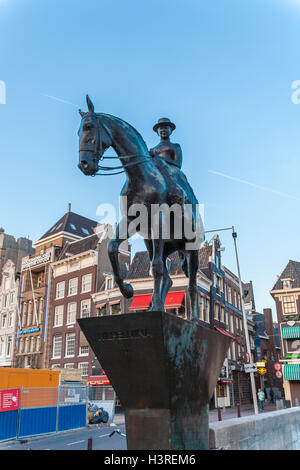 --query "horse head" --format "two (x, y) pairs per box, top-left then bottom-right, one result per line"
(78, 95), (112, 176)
